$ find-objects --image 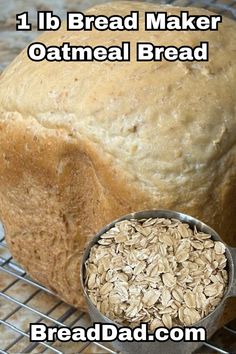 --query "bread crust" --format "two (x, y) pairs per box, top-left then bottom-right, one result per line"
(0, 1), (236, 324)
(0, 113), (142, 309)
